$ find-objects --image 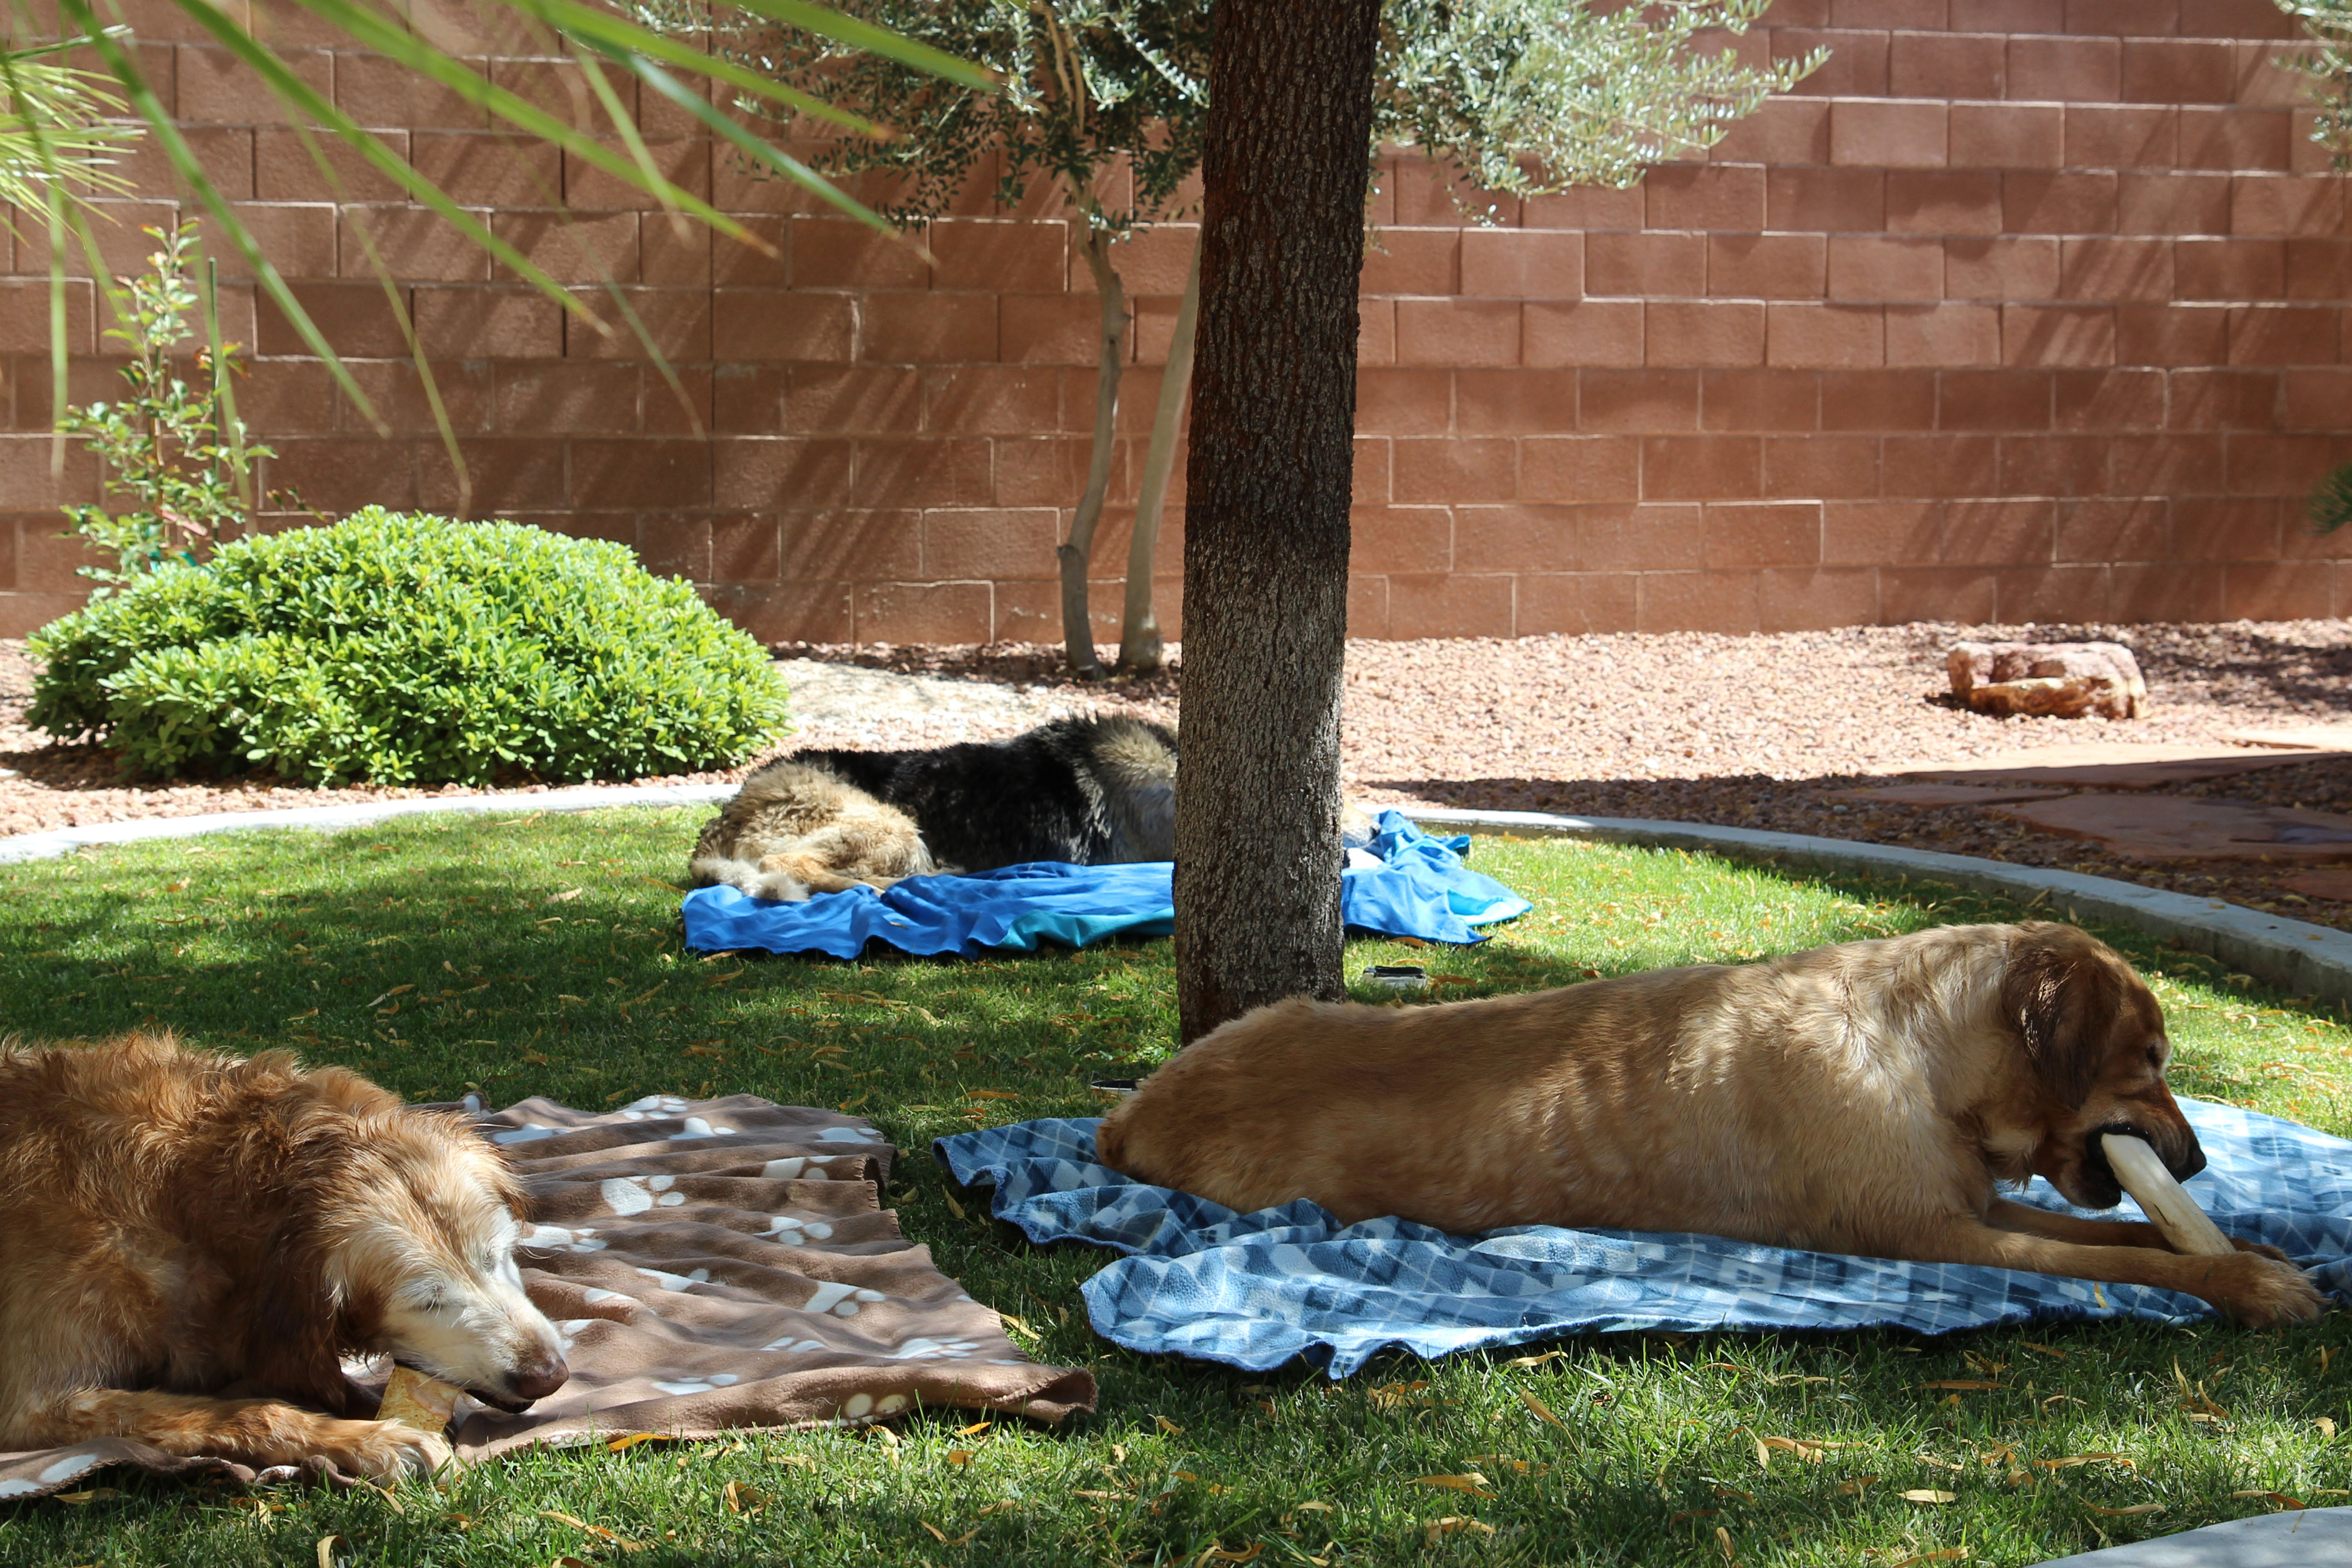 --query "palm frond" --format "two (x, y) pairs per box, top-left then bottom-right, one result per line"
(2307, 461), (2352, 535)
(8, 0), (990, 445)
(0, 37), (142, 232)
